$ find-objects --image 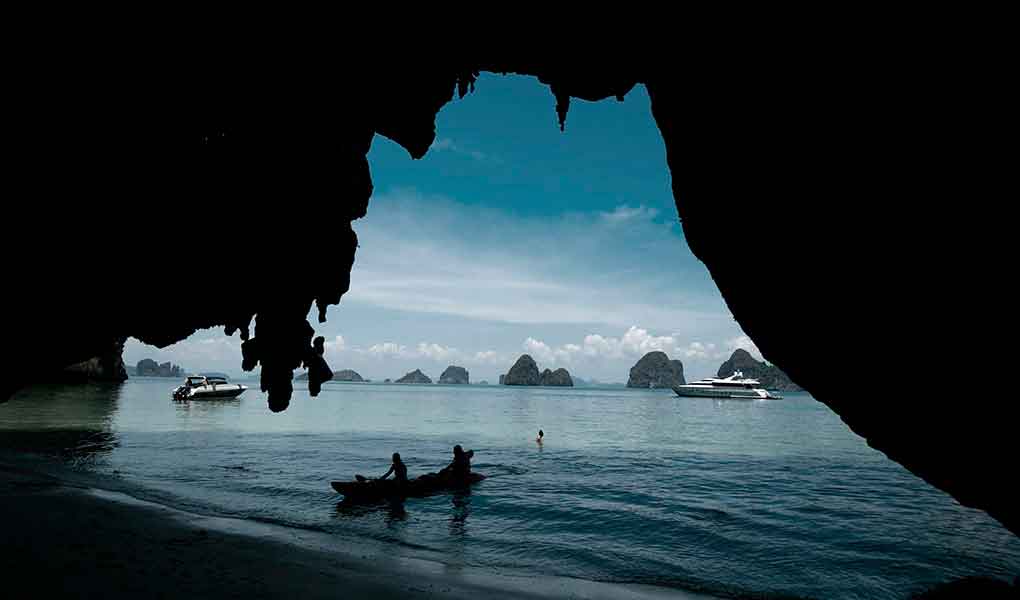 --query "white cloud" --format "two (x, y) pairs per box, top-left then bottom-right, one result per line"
(324, 335), (346, 352)
(523, 337), (555, 363)
(683, 341), (717, 359)
(367, 342), (408, 357)
(599, 204), (660, 224)
(515, 326), (760, 378)
(416, 342), (458, 362)
(361, 339), (503, 367)
(620, 326), (675, 355)
(431, 138), (454, 151)
(723, 335), (762, 360)
(471, 350), (502, 364)
(429, 137), (492, 162)
(345, 189), (725, 332)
